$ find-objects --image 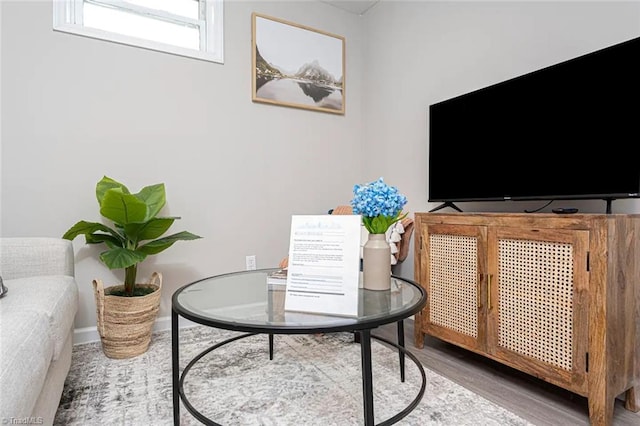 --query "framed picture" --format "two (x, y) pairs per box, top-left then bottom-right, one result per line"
(252, 13), (345, 115)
